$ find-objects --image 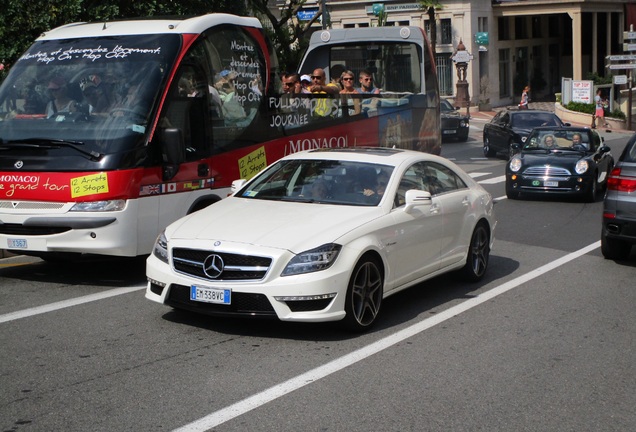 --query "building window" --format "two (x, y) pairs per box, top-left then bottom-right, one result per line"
(436, 53), (453, 96)
(515, 17), (528, 40)
(478, 17), (488, 33)
(548, 16), (559, 38)
(499, 48), (510, 98)
(440, 19), (452, 45)
(532, 17), (541, 38)
(498, 17), (510, 41)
